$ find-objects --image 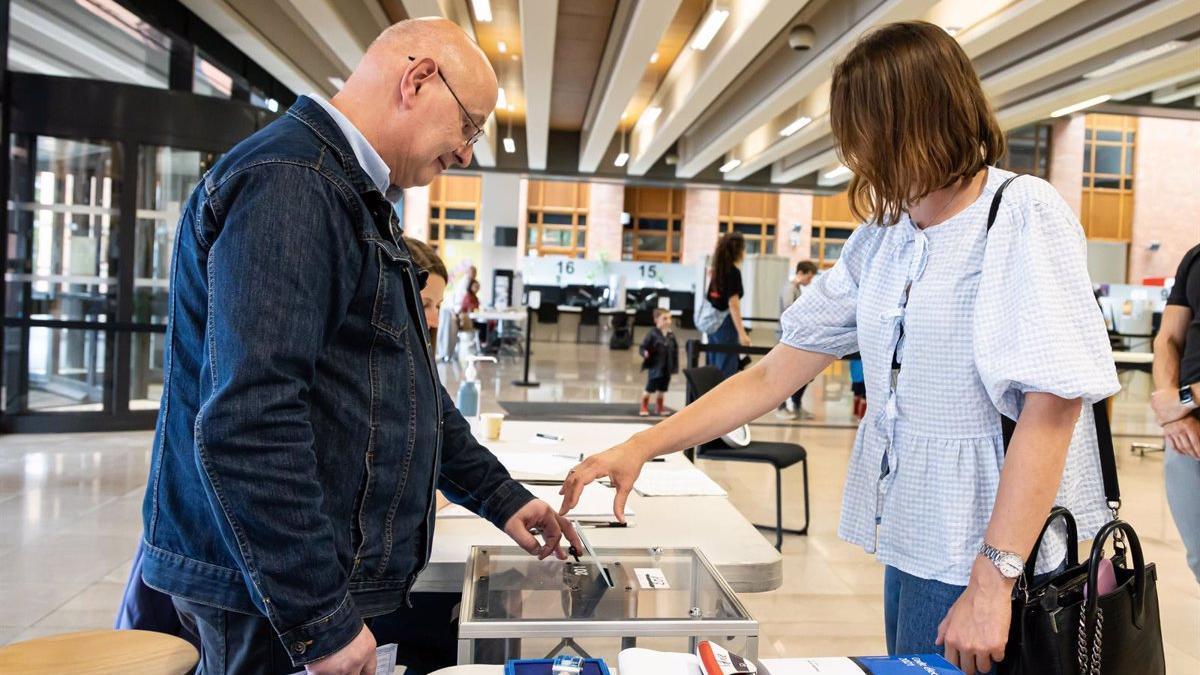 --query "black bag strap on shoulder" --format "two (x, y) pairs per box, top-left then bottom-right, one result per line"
(987, 174), (1021, 447)
(986, 174), (1122, 511)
